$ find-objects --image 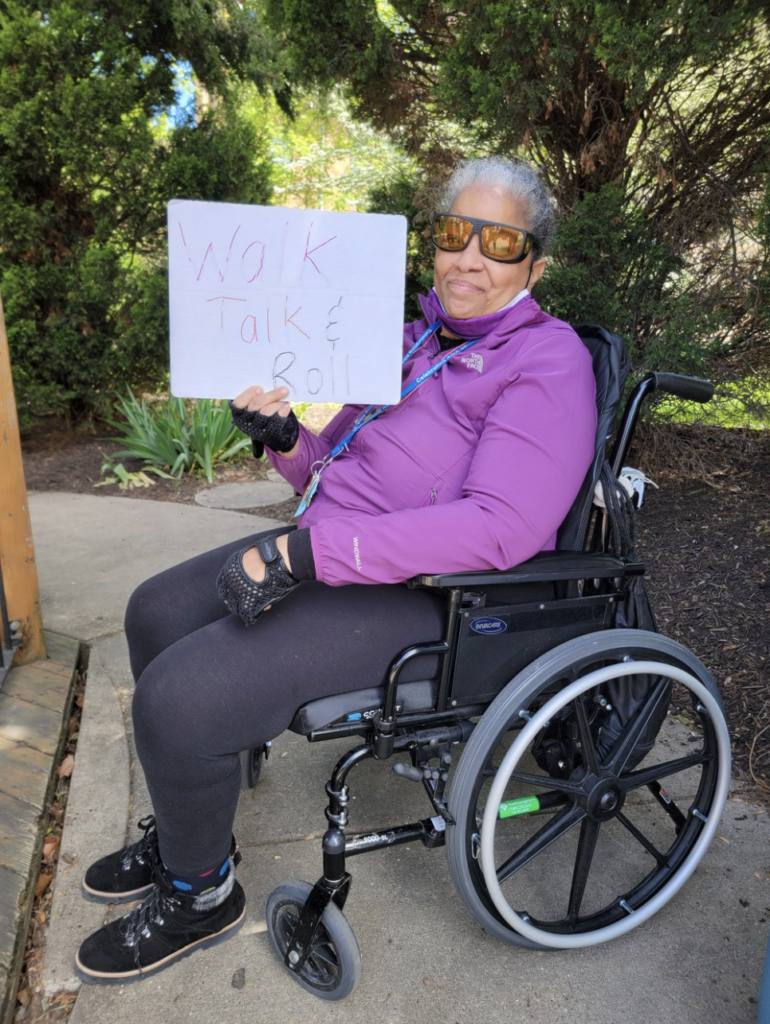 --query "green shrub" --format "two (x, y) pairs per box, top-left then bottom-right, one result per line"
(538, 184), (728, 376)
(367, 175), (433, 321)
(105, 391), (252, 484)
